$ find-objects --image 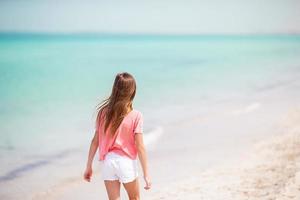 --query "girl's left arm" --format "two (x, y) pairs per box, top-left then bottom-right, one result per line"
(83, 131), (99, 182)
